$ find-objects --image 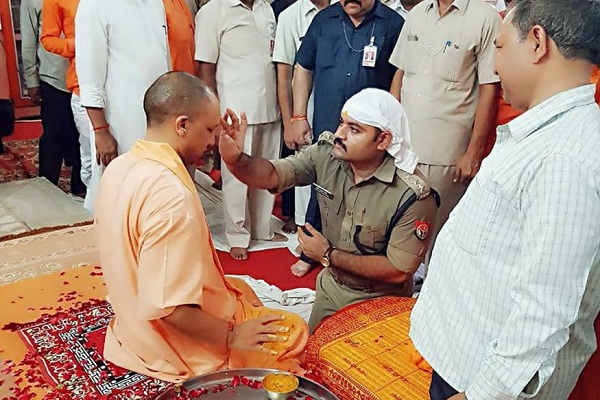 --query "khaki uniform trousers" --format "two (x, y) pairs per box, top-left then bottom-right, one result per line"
(417, 164), (469, 267)
(222, 121), (282, 248)
(308, 268), (411, 333)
